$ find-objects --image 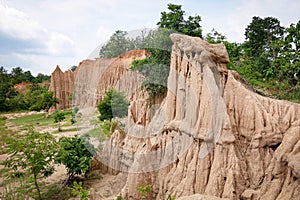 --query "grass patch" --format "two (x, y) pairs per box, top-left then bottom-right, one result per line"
(0, 176), (73, 200)
(9, 110), (74, 131)
(10, 113), (53, 127)
(0, 116), (17, 154)
(41, 183), (73, 200)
